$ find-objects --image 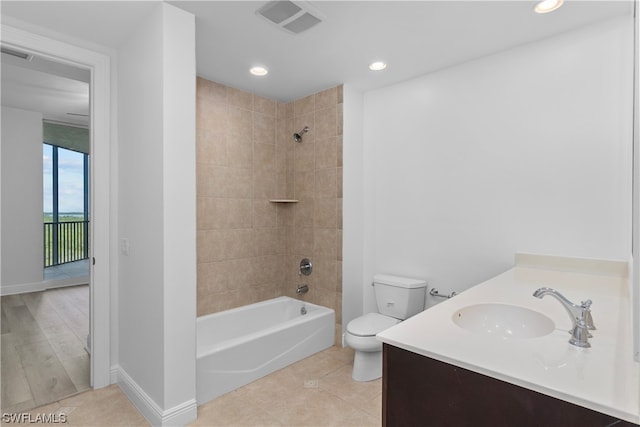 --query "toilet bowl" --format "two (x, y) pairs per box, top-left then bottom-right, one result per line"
(345, 313), (399, 381)
(346, 274), (427, 381)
